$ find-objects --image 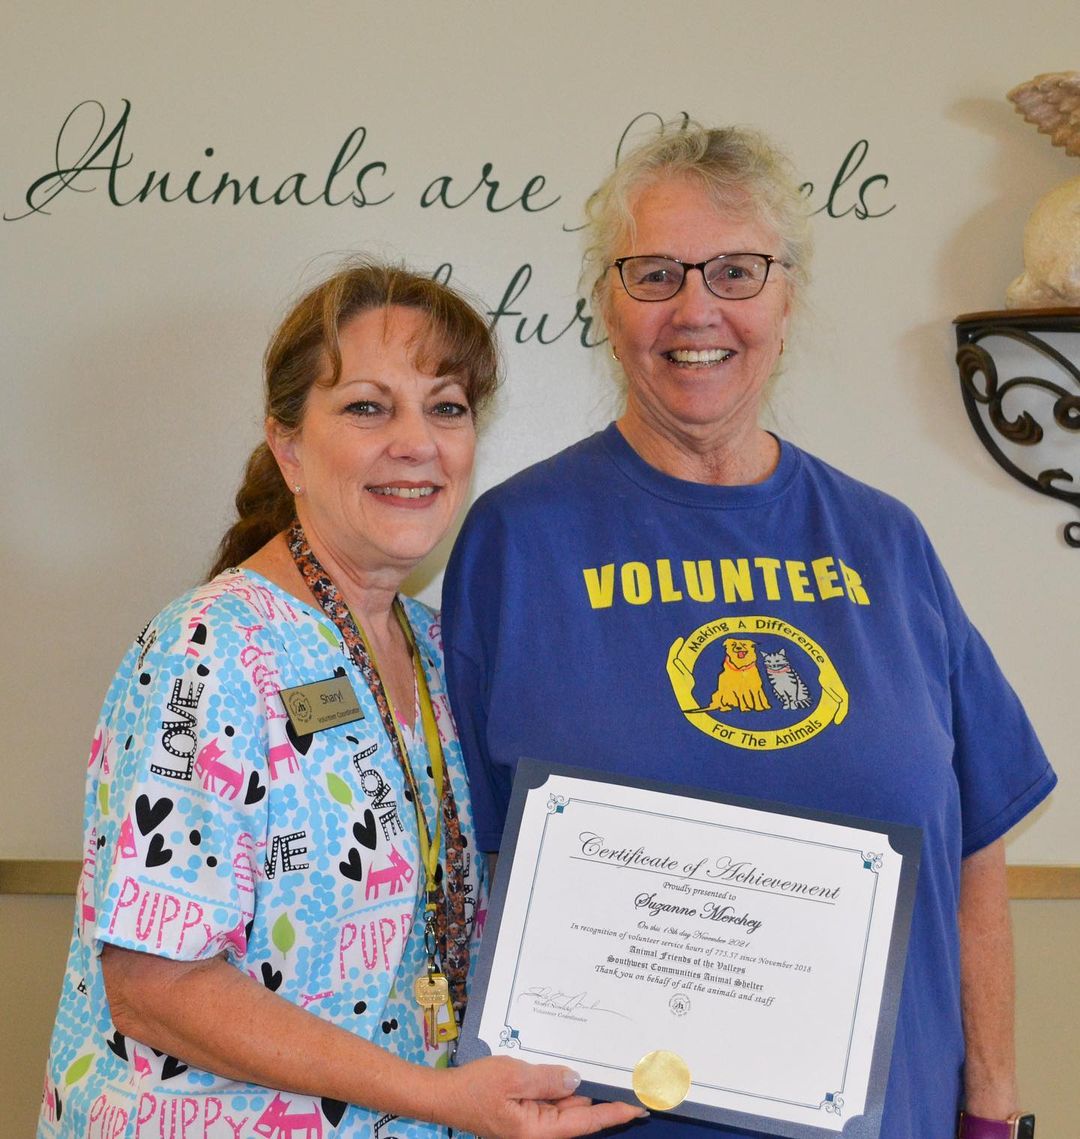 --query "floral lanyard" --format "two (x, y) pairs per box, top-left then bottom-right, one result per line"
(287, 521), (470, 1035)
